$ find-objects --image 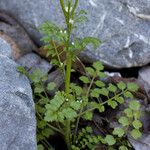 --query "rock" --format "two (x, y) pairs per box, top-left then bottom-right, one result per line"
(33, 59), (52, 75)
(0, 12), (38, 57)
(17, 53), (53, 75)
(0, 0), (150, 68)
(0, 31), (21, 60)
(129, 134), (150, 150)
(138, 66), (150, 97)
(0, 55), (36, 150)
(17, 53), (41, 69)
(104, 72), (121, 77)
(46, 69), (64, 95)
